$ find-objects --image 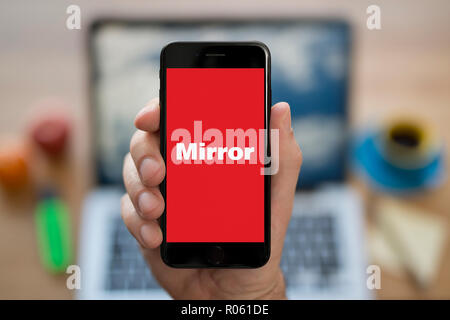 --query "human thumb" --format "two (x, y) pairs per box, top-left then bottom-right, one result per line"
(269, 102), (302, 262)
